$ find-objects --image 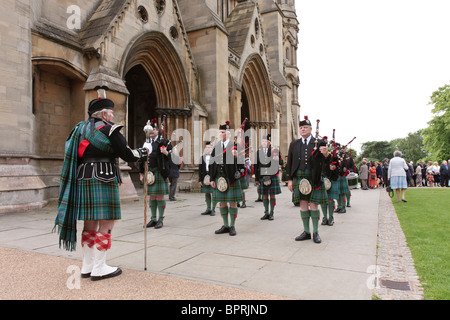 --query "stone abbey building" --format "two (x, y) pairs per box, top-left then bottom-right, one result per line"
(0, 0), (300, 213)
